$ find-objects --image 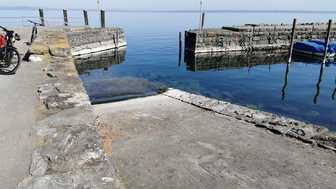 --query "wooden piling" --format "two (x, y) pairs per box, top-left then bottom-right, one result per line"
(179, 32), (182, 49)
(201, 13), (205, 29)
(39, 9), (45, 26)
(100, 10), (105, 28)
(179, 32), (182, 67)
(83, 10), (89, 26)
(287, 18), (297, 63)
(322, 19), (333, 64)
(63, 9), (68, 26)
